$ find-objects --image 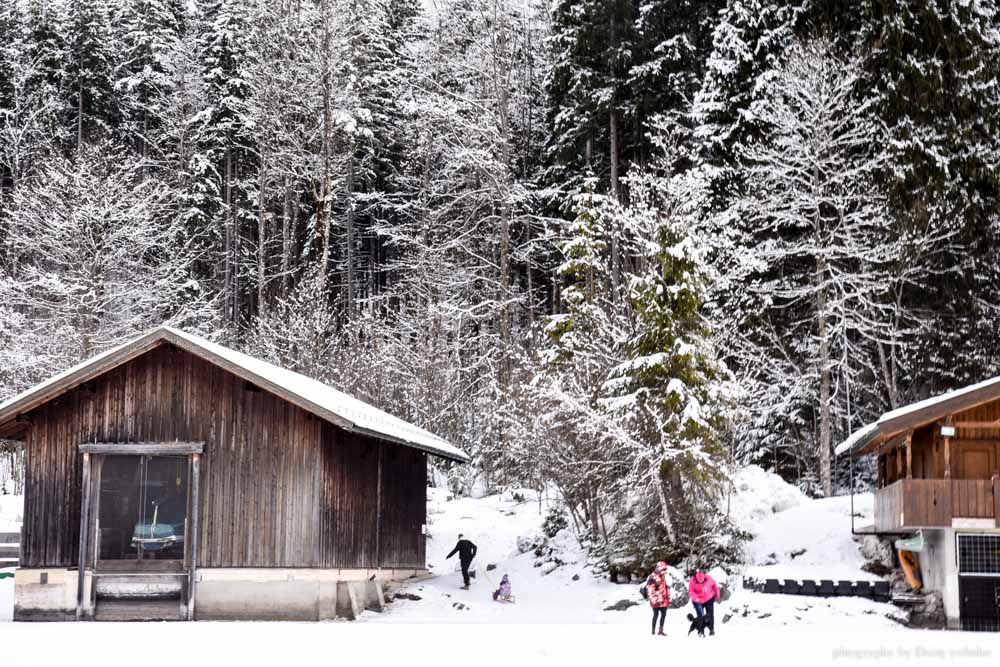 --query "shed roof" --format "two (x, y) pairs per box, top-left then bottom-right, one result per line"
(0, 326), (469, 463)
(835, 375), (1000, 458)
